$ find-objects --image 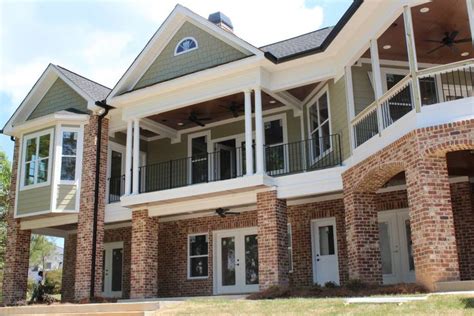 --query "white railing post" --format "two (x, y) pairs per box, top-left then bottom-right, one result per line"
(125, 120), (133, 195)
(344, 65), (356, 152)
(403, 5), (422, 113)
(370, 39), (384, 134)
(132, 118), (140, 194)
(467, 0), (474, 47)
(244, 89), (254, 176)
(254, 87), (265, 174)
